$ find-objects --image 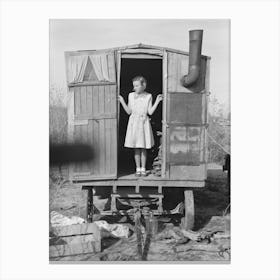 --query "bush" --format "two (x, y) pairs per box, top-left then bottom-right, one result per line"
(49, 85), (69, 180)
(207, 96), (231, 164)
(49, 85), (68, 144)
(49, 105), (68, 144)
